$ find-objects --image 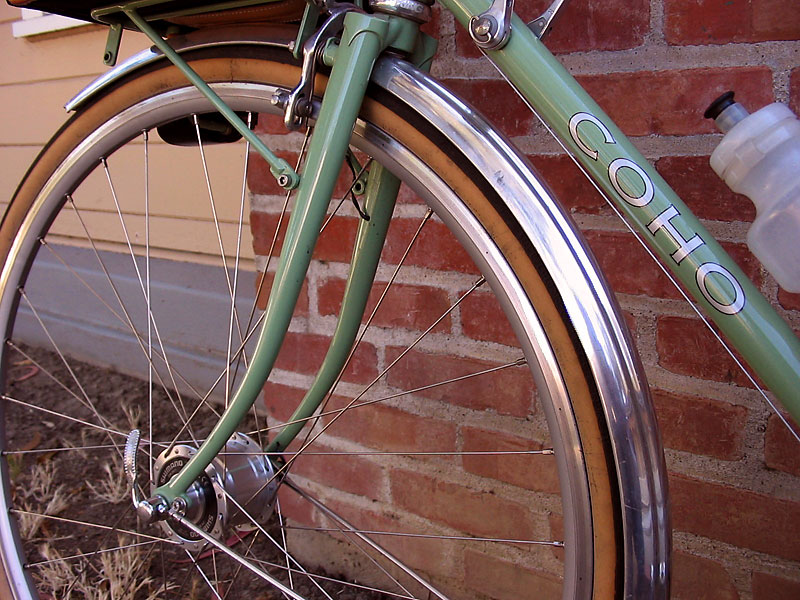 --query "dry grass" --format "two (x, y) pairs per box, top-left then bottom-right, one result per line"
(34, 536), (165, 600)
(16, 461), (68, 539)
(86, 455), (129, 505)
